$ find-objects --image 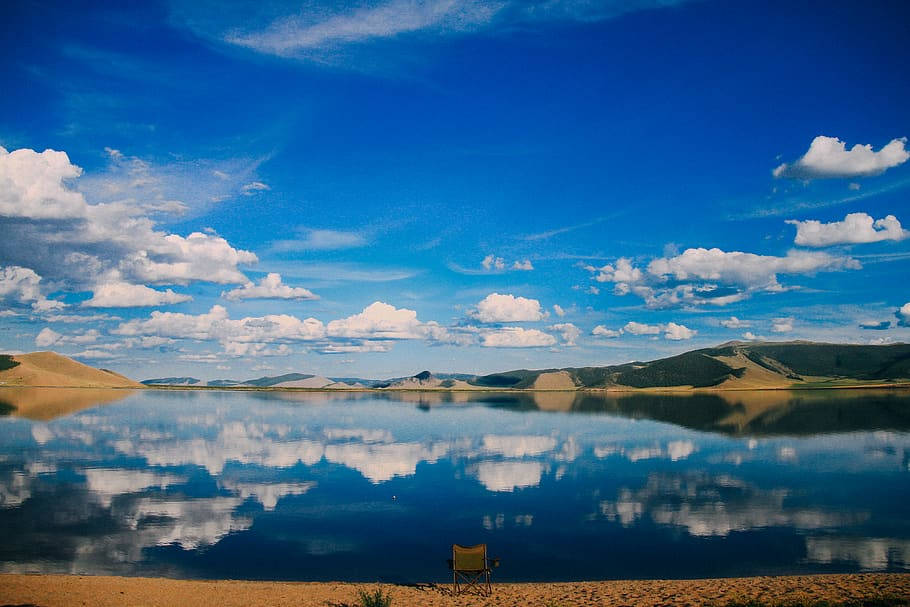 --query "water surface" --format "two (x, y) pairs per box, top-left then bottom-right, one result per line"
(0, 388), (908, 581)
